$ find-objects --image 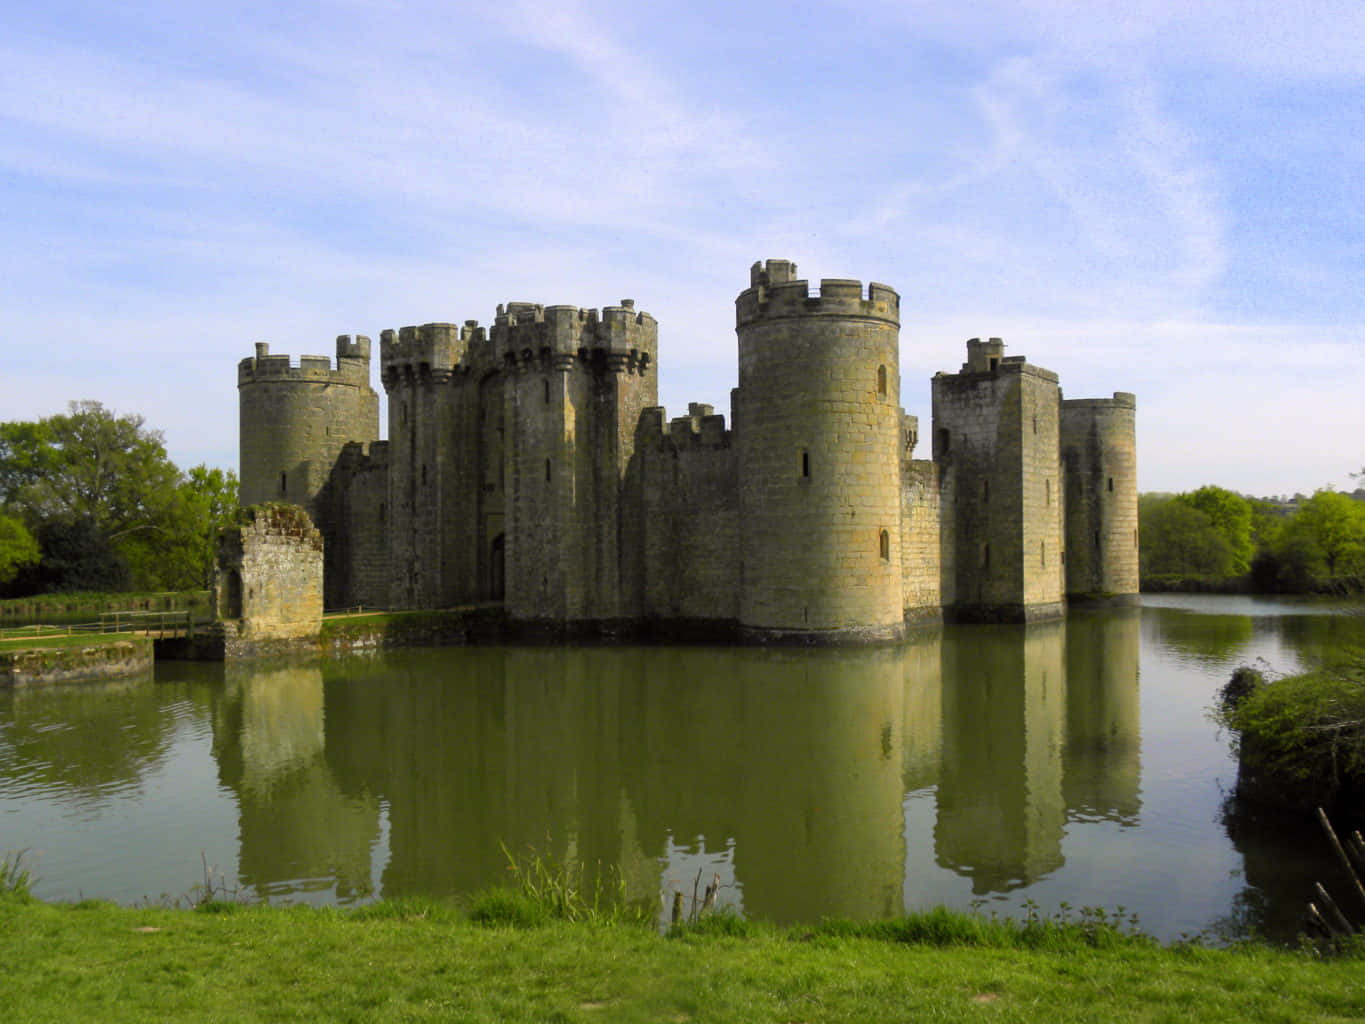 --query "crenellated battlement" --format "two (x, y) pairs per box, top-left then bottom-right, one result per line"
(235, 257), (1137, 634)
(1061, 392), (1137, 411)
(638, 403), (730, 450)
(490, 298), (657, 374)
(238, 336), (372, 387)
(379, 322), (490, 387)
(736, 259), (899, 328)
